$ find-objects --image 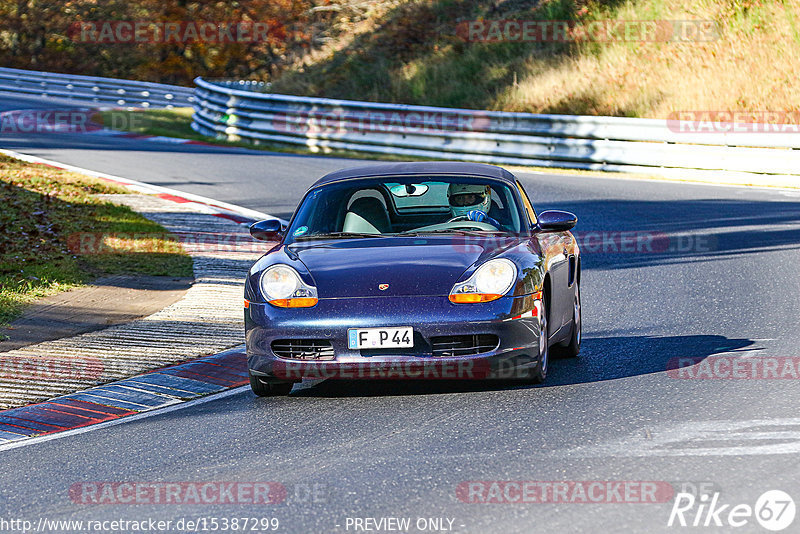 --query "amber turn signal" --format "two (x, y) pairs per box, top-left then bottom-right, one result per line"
(268, 298), (319, 308)
(448, 293), (501, 304)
